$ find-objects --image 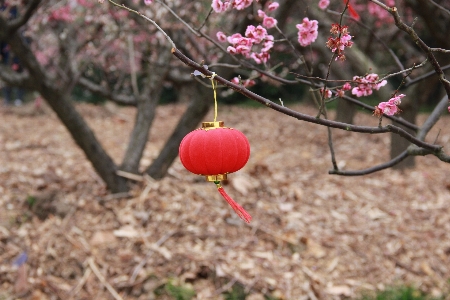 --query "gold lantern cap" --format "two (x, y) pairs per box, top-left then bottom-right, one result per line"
(202, 121), (224, 130)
